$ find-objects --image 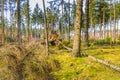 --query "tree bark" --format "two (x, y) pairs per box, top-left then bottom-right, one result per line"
(2, 0), (5, 45)
(84, 0), (89, 47)
(43, 0), (49, 55)
(72, 0), (83, 57)
(114, 0), (116, 43)
(110, 0), (112, 46)
(17, 0), (22, 46)
(27, 0), (30, 42)
(68, 0), (71, 42)
(59, 20), (62, 36)
(103, 10), (105, 39)
(99, 18), (103, 40)
(94, 26), (96, 40)
(9, 0), (13, 39)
